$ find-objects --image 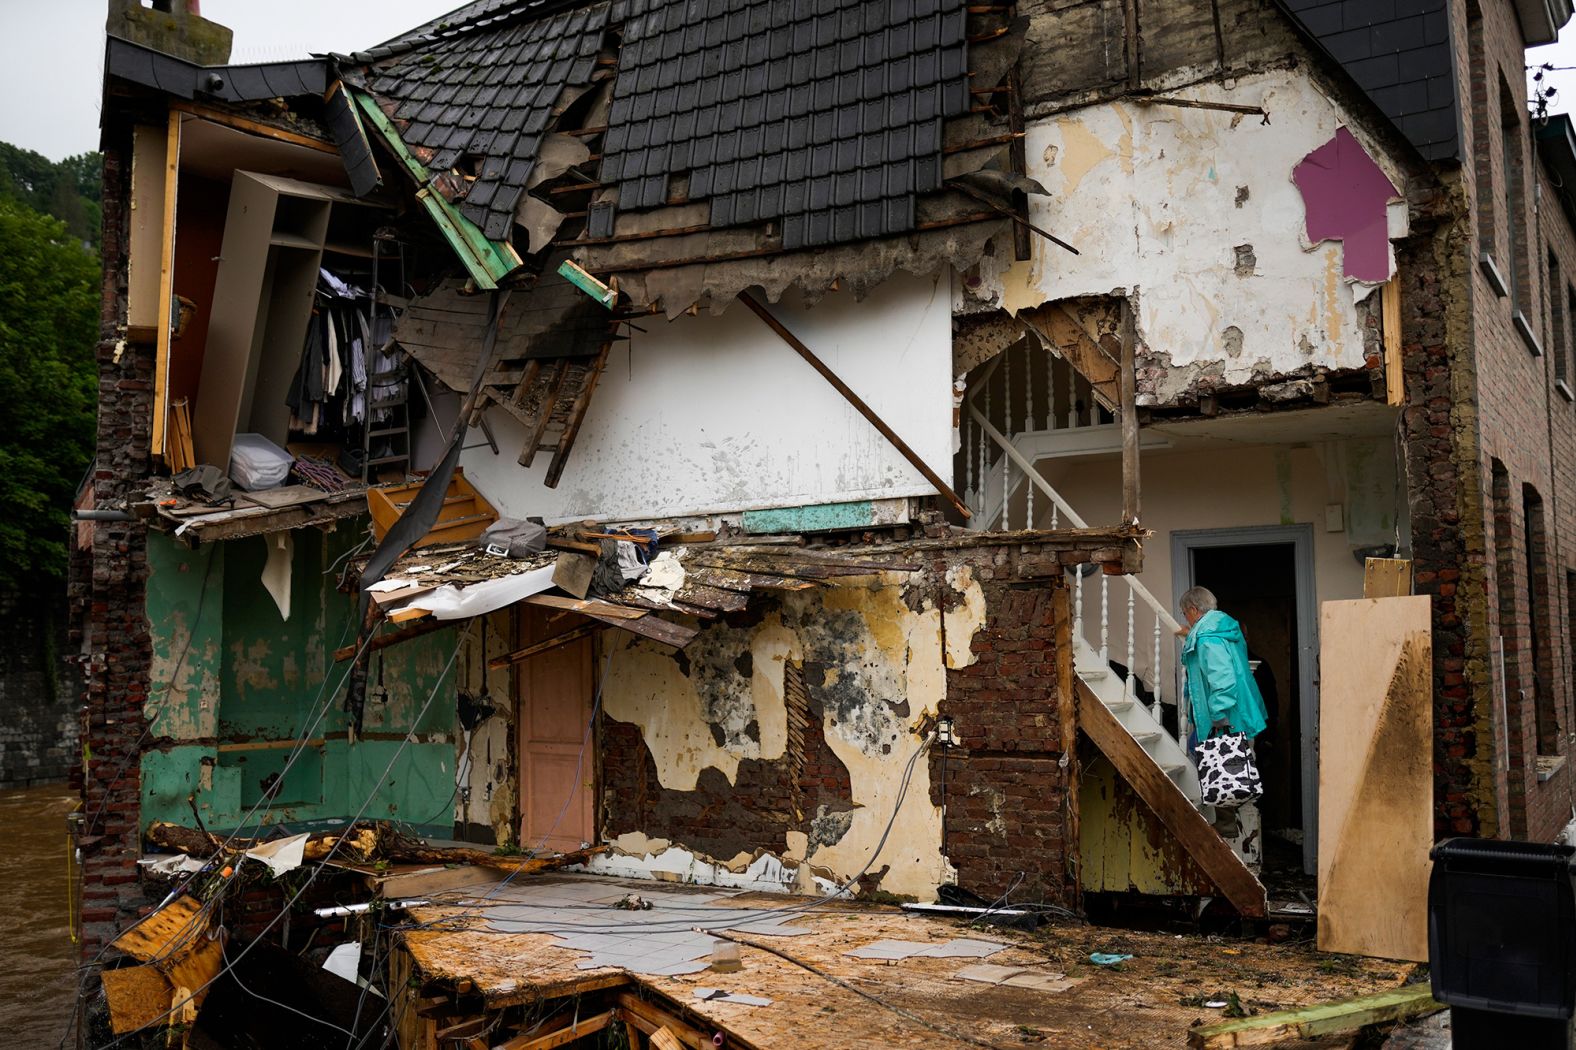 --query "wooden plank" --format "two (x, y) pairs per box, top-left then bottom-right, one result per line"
(498, 1009), (618, 1050)
(546, 342), (612, 487)
(388, 607), (433, 624)
(333, 616), (454, 662)
(615, 994), (709, 1050)
(101, 964), (174, 1035)
(1078, 680), (1267, 917)
(489, 623), (599, 670)
(1186, 985), (1442, 1049)
(1382, 277), (1404, 407)
(552, 552), (597, 599)
(1317, 596), (1432, 962)
(1362, 558), (1412, 598)
(152, 111), (181, 459)
(524, 594), (648, 619)
(1119, 297), (1139, 527)
(600, 612), (699, 649)
(372, 863), (499, 898)
(649, 1029), (685, 1050)
(520, 358), (571, 467)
